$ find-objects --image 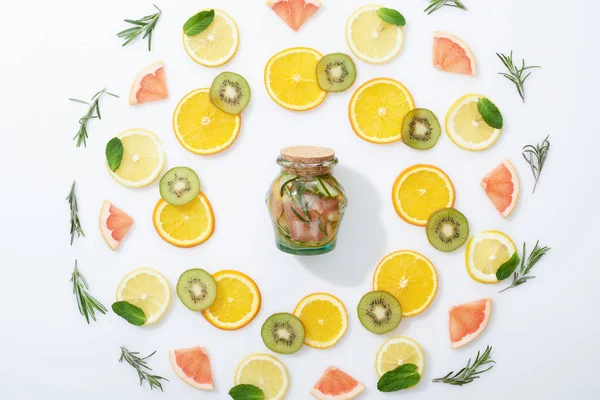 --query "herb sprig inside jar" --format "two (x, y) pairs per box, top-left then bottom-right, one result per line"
(267, 146), (348, 255)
